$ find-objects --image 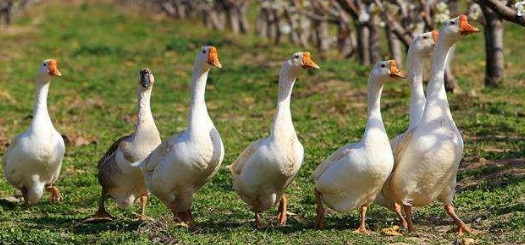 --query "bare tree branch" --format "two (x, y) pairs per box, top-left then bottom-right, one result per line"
(475, 0), (525, 26)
